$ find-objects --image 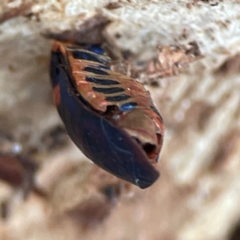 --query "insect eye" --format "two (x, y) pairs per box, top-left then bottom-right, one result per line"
(142, 143), (156, 156)
(132, 137), (157, 160)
